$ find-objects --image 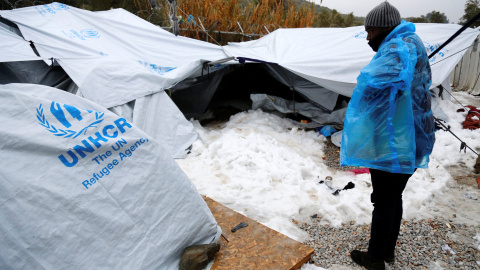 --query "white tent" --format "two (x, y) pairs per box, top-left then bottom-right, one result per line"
(0, 83), (221, 269)
(223, 23), (480, 97)
(1, 3), (478, 129)
(0, 2), (231, 158)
